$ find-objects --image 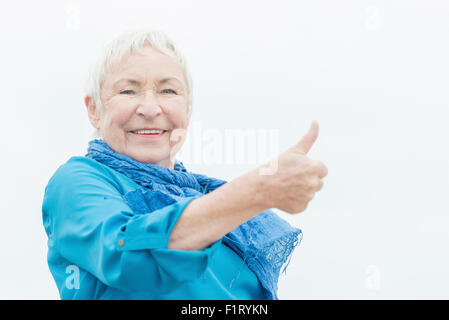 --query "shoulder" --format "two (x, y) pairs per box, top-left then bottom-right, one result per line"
(44, 156), (124, 196)
(42, 156), (133, 218)
(48, 156), (104, 182)
(54, 156), (112, 177)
